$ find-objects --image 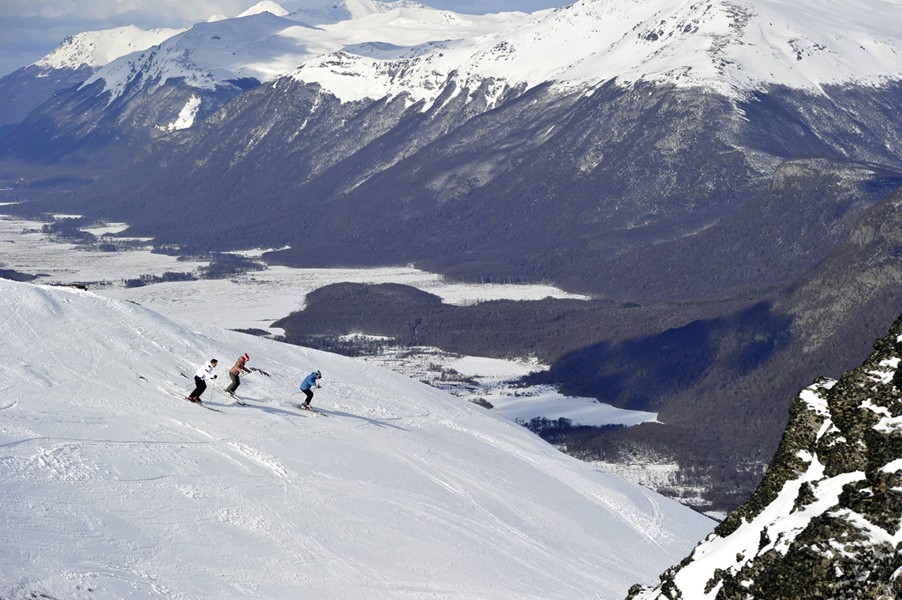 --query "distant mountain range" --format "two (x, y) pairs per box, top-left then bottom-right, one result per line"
(0, 25), (181, 133)
(1, 0), (902, 514)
